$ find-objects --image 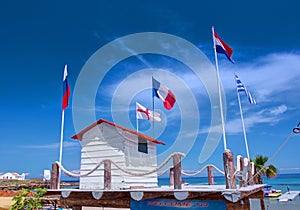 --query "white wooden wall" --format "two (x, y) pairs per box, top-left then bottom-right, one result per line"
(79, 123), (159, 190)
